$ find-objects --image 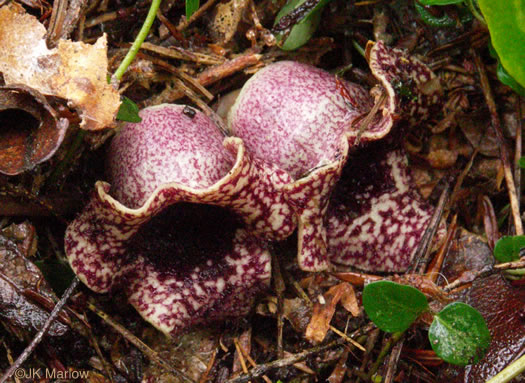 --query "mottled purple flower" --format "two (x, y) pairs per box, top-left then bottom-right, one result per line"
(65, 105), (288, 335)
(65, 41), (442, 336)
(228, 41), (441, 271)
(327, 142), (438, 272)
